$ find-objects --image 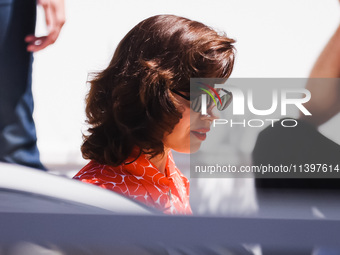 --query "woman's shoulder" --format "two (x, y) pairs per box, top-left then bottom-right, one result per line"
(73, 160), (149, 194)
(73, 160), (134, 184)
(73, 160), (154, 205)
